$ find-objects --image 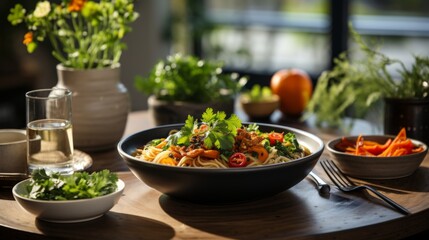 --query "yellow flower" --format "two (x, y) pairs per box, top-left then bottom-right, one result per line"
(33, 1), (51, 18)
(68, 0), (87, 12)
(23, 32), (33, 45)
